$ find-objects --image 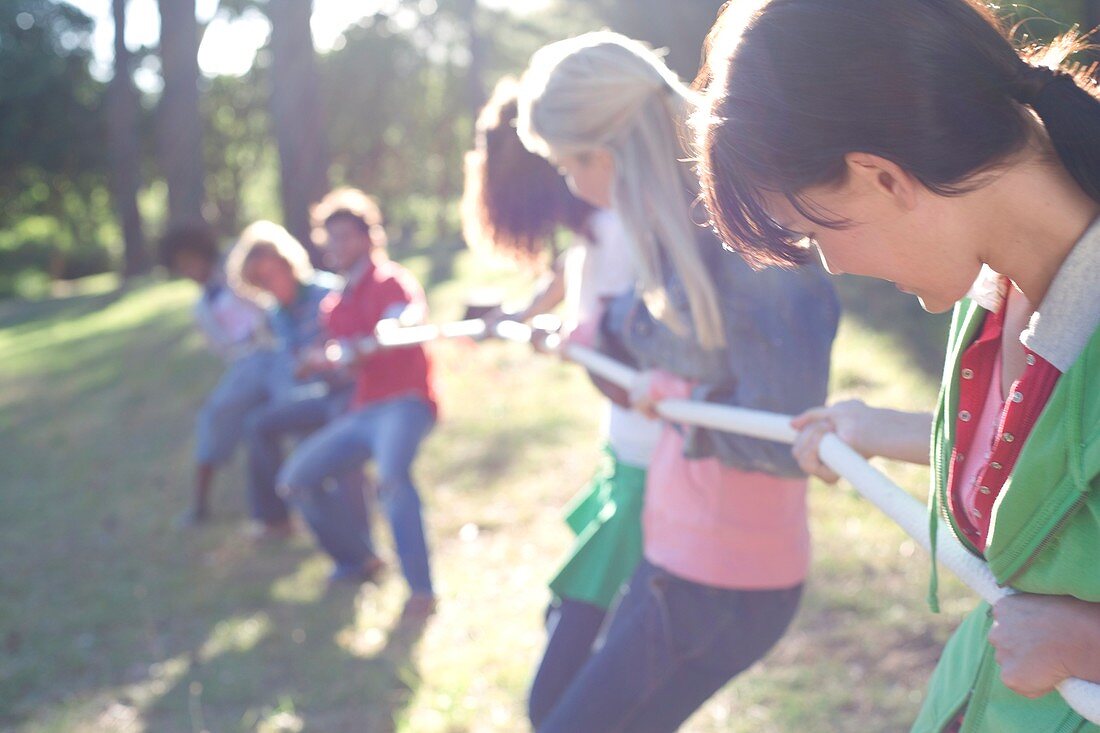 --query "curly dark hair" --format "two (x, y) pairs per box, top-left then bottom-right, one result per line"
(461, 77), (595, 262)
(310, 187), (387, 249)
(160, 222), (219, 269)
